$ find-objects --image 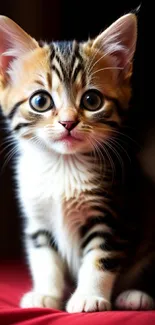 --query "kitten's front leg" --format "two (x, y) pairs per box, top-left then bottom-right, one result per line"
(66, 249), (119, 313)
(20, 230), (65, 310)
